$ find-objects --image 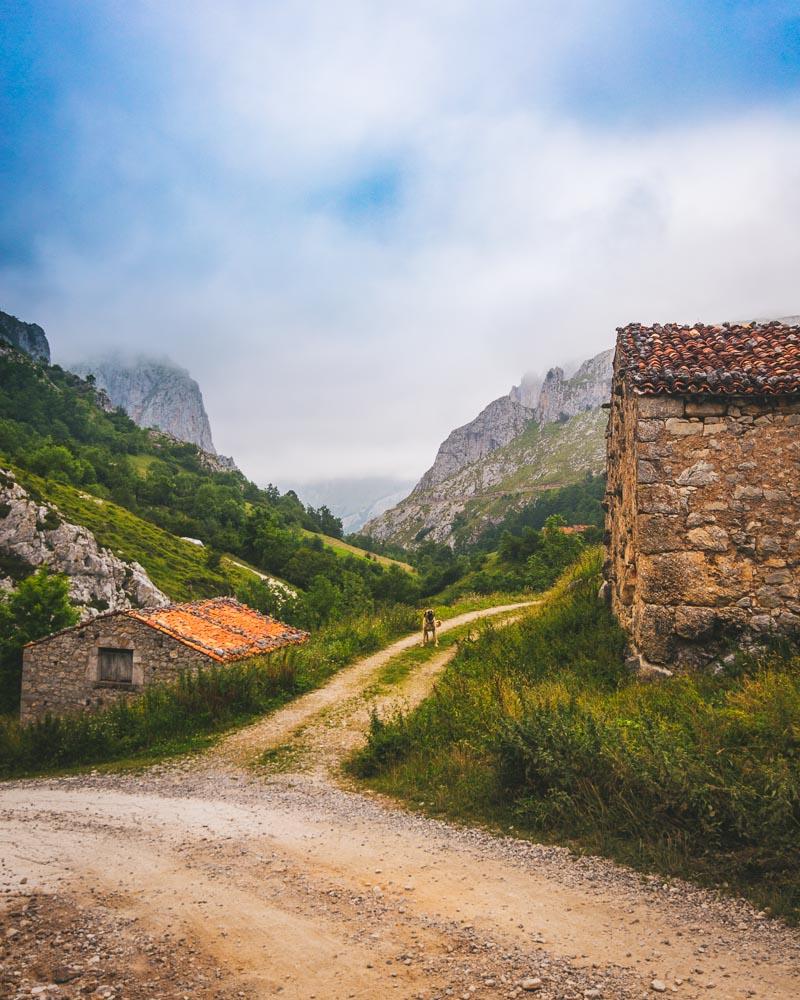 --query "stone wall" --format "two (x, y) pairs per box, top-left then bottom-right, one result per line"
(20, 614), (212, 723)
(606, 387), (800, 668)
(604, 379), (640, 643)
